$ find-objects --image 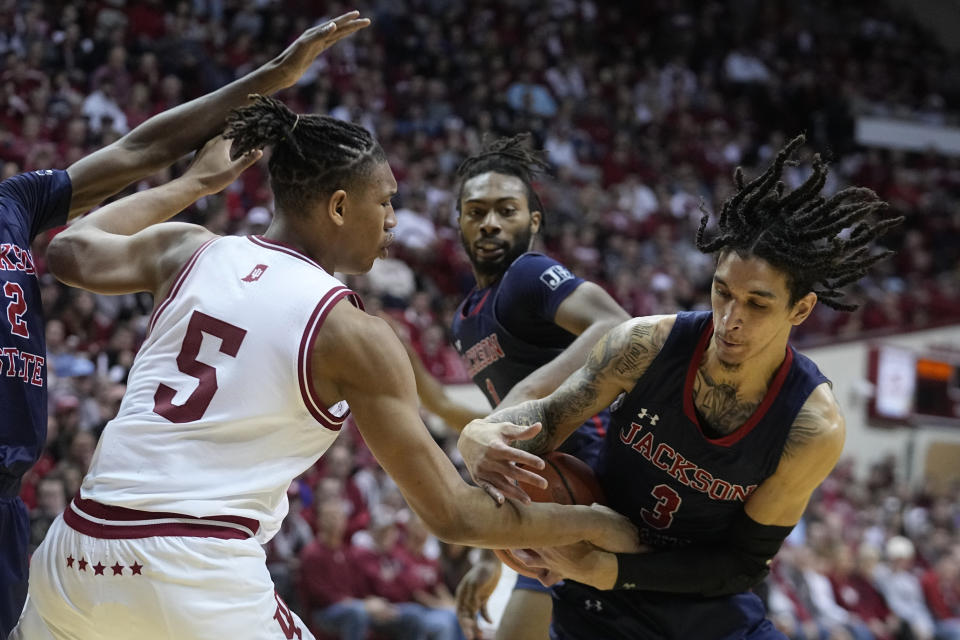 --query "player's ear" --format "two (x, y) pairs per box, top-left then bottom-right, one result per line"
(530, 210), (542, 234)
(789, 292), (817, 326)
(328, 190), (347, 226)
